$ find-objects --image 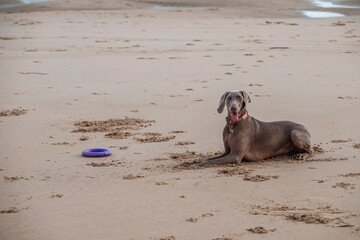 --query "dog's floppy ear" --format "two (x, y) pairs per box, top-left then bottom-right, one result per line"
(240, 91), (251, 104)
(217, 91), (230, 113)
